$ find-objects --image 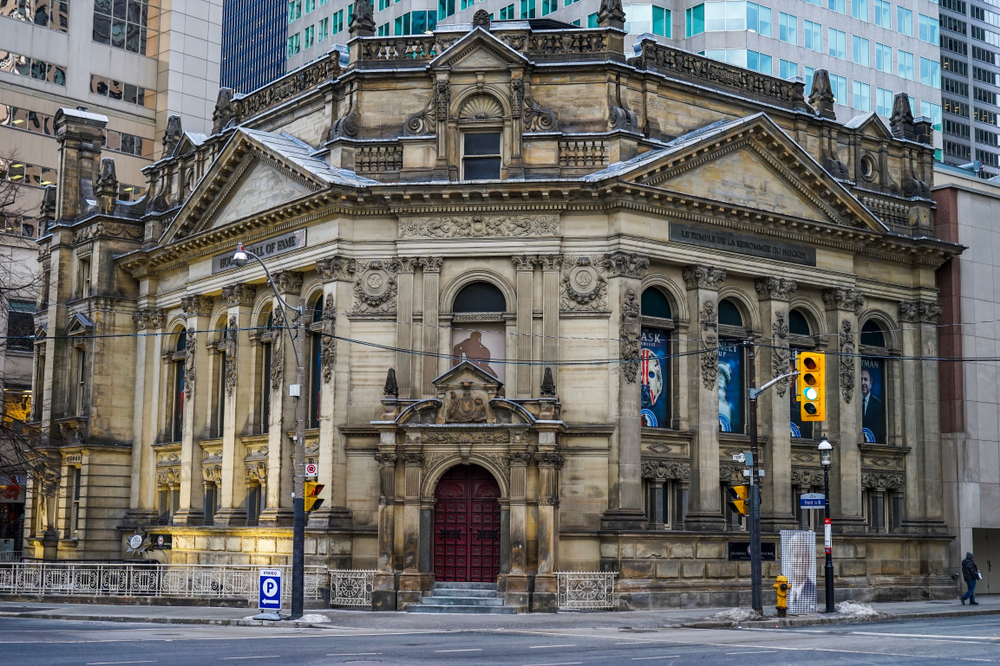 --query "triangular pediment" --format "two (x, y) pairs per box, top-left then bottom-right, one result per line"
(65, 313), (93, 336)
(433, 360), (504, 390)
(845, 112), (893, 140)
(596, 113), (887, 232)
(211, 160), (313, 229)
(429, 28), (530, 71)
